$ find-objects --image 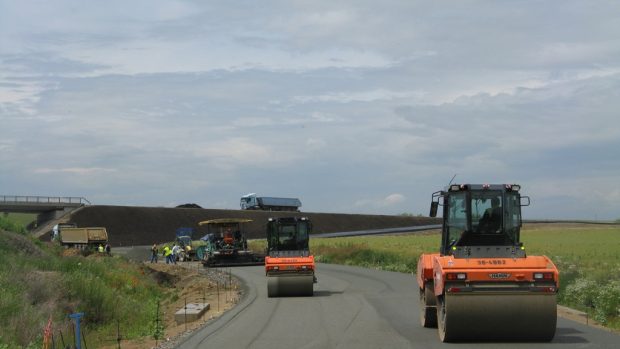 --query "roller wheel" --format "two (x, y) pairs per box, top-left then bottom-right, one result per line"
(267, 275), (313, 297)
(437, 296), (454, 342)
(267, 280), (278, 298)
(420, 284), (437, 328)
